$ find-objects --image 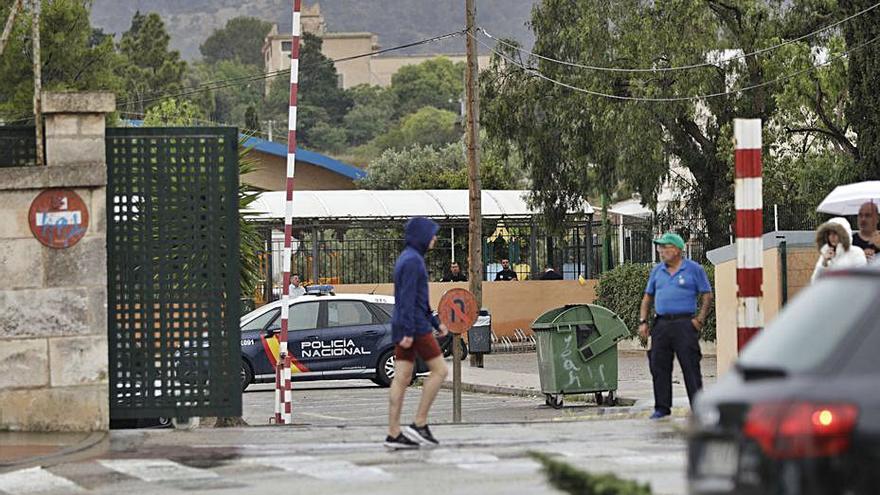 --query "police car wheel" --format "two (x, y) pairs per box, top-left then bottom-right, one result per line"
(240, 359), (254, 392)
(374, 350), (395, 387)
